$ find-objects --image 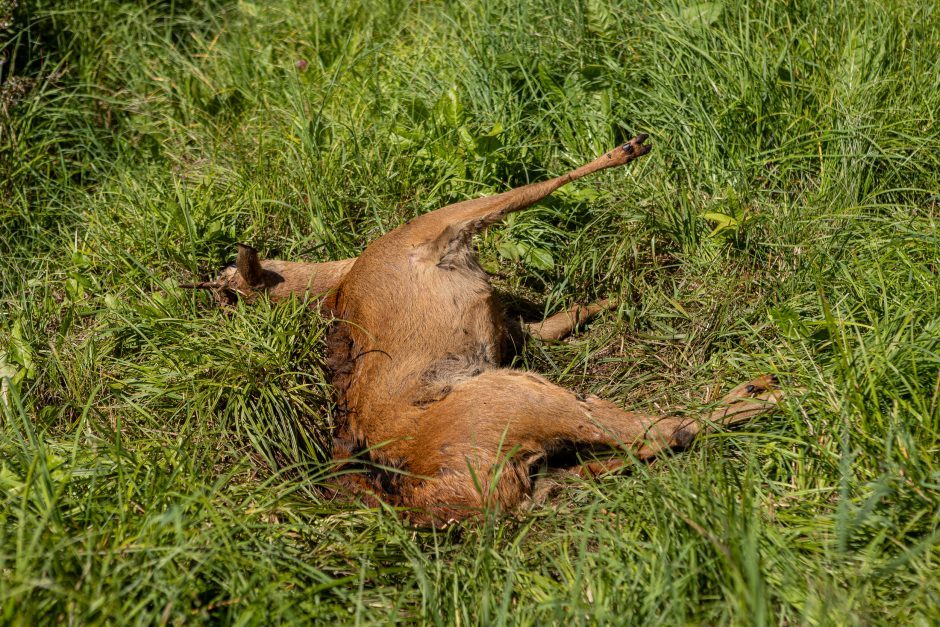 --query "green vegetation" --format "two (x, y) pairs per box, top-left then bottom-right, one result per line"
(2, 0), (938, 623)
